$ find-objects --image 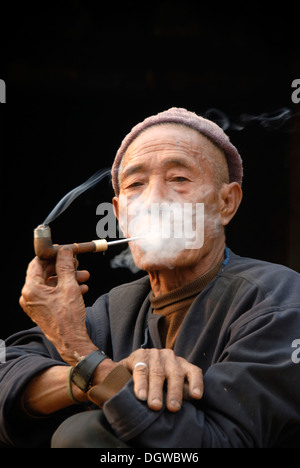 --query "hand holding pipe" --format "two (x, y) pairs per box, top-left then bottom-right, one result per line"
(34, 224), (138, 260)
